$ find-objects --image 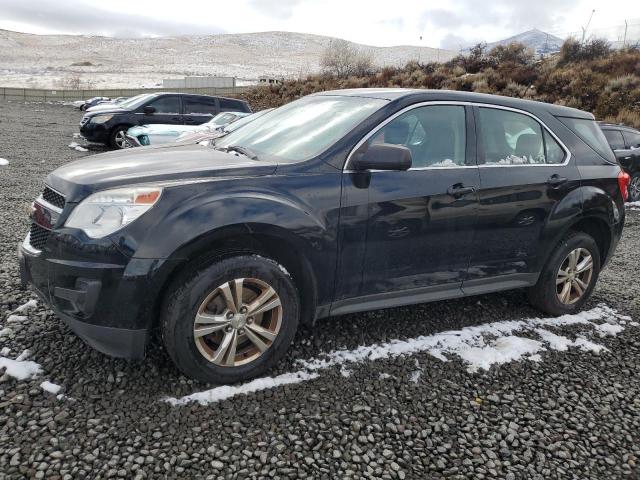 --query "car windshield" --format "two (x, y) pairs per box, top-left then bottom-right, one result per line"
(223, 109), (273, 133)
(118, 94), (157, 110)
(206, 112), (237, 127)
(215, 95), (387, 162)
